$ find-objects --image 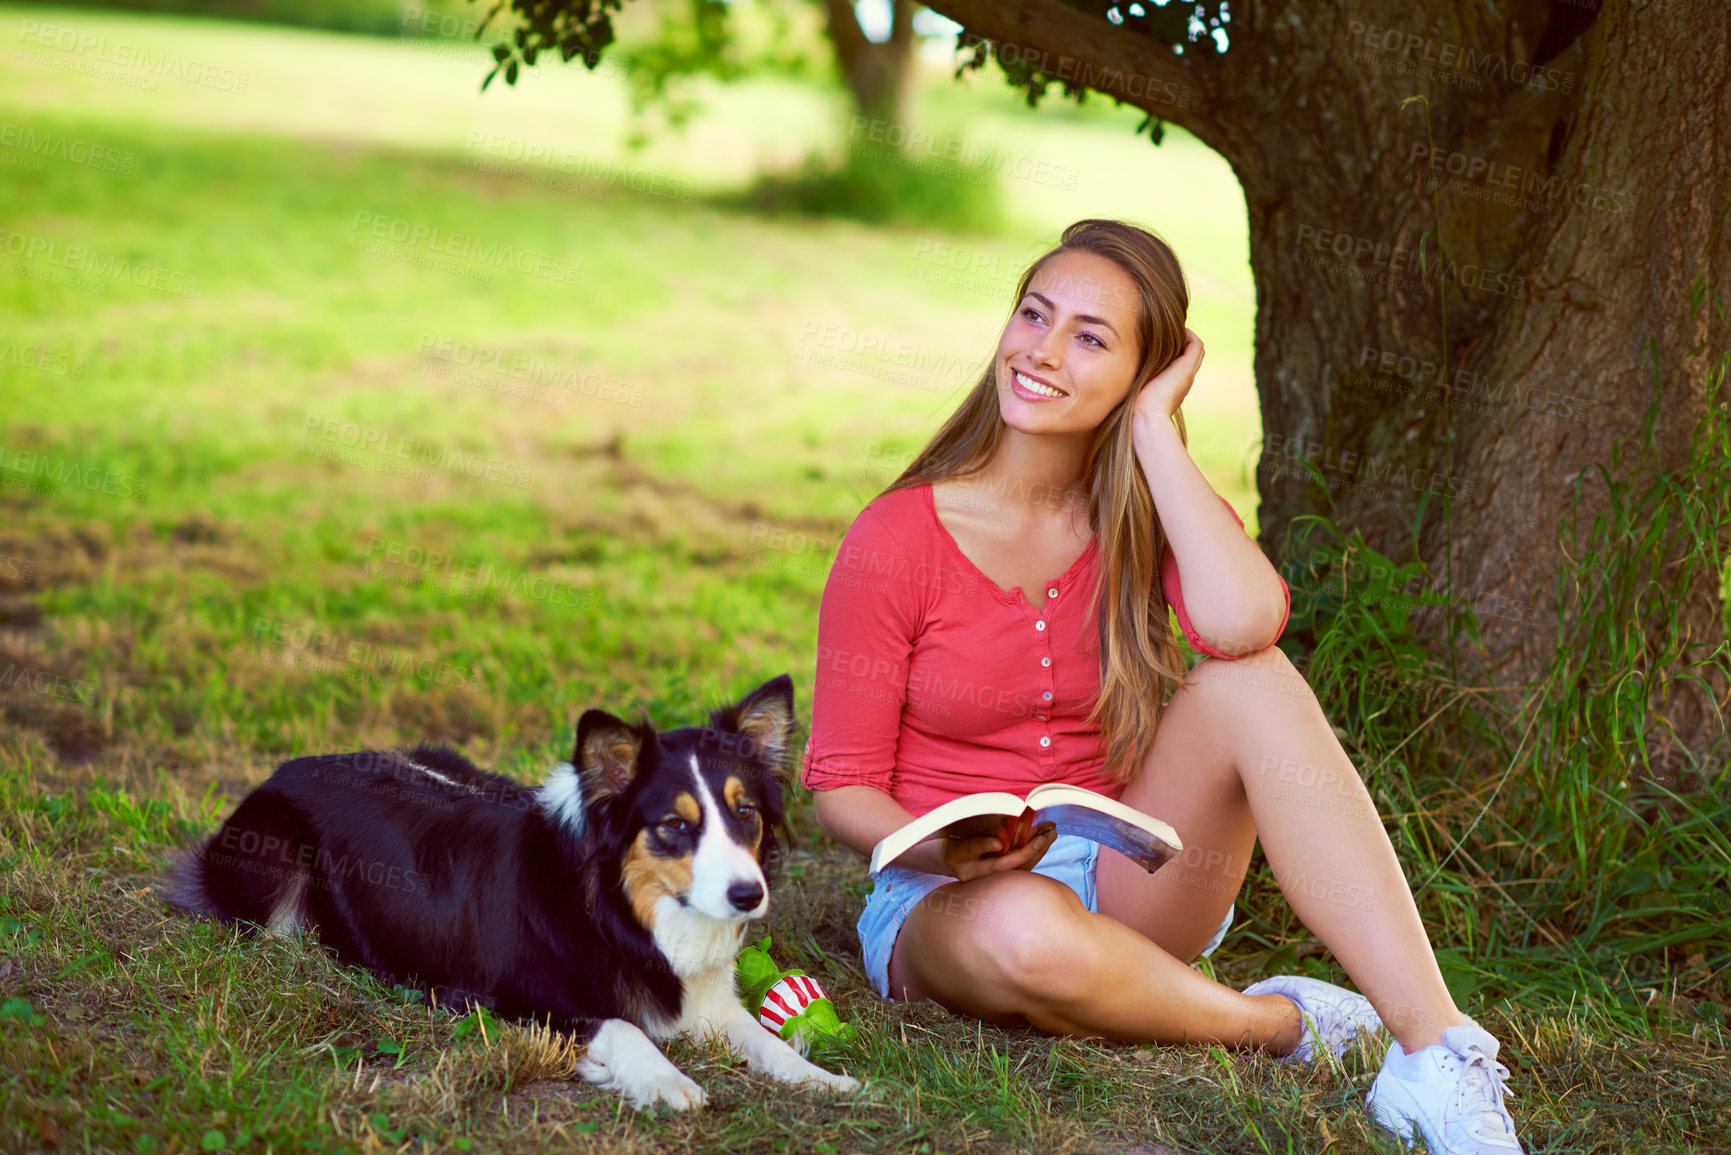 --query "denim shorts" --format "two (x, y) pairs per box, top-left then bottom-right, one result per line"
(858, 833), (1235, 1000)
